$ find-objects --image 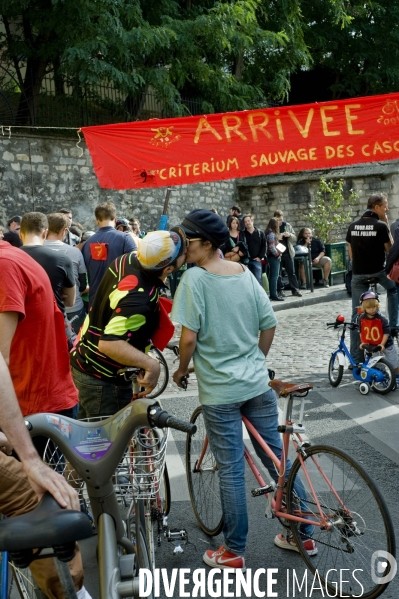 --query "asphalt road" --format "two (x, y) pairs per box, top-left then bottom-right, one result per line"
(79, 294), (399, 599)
